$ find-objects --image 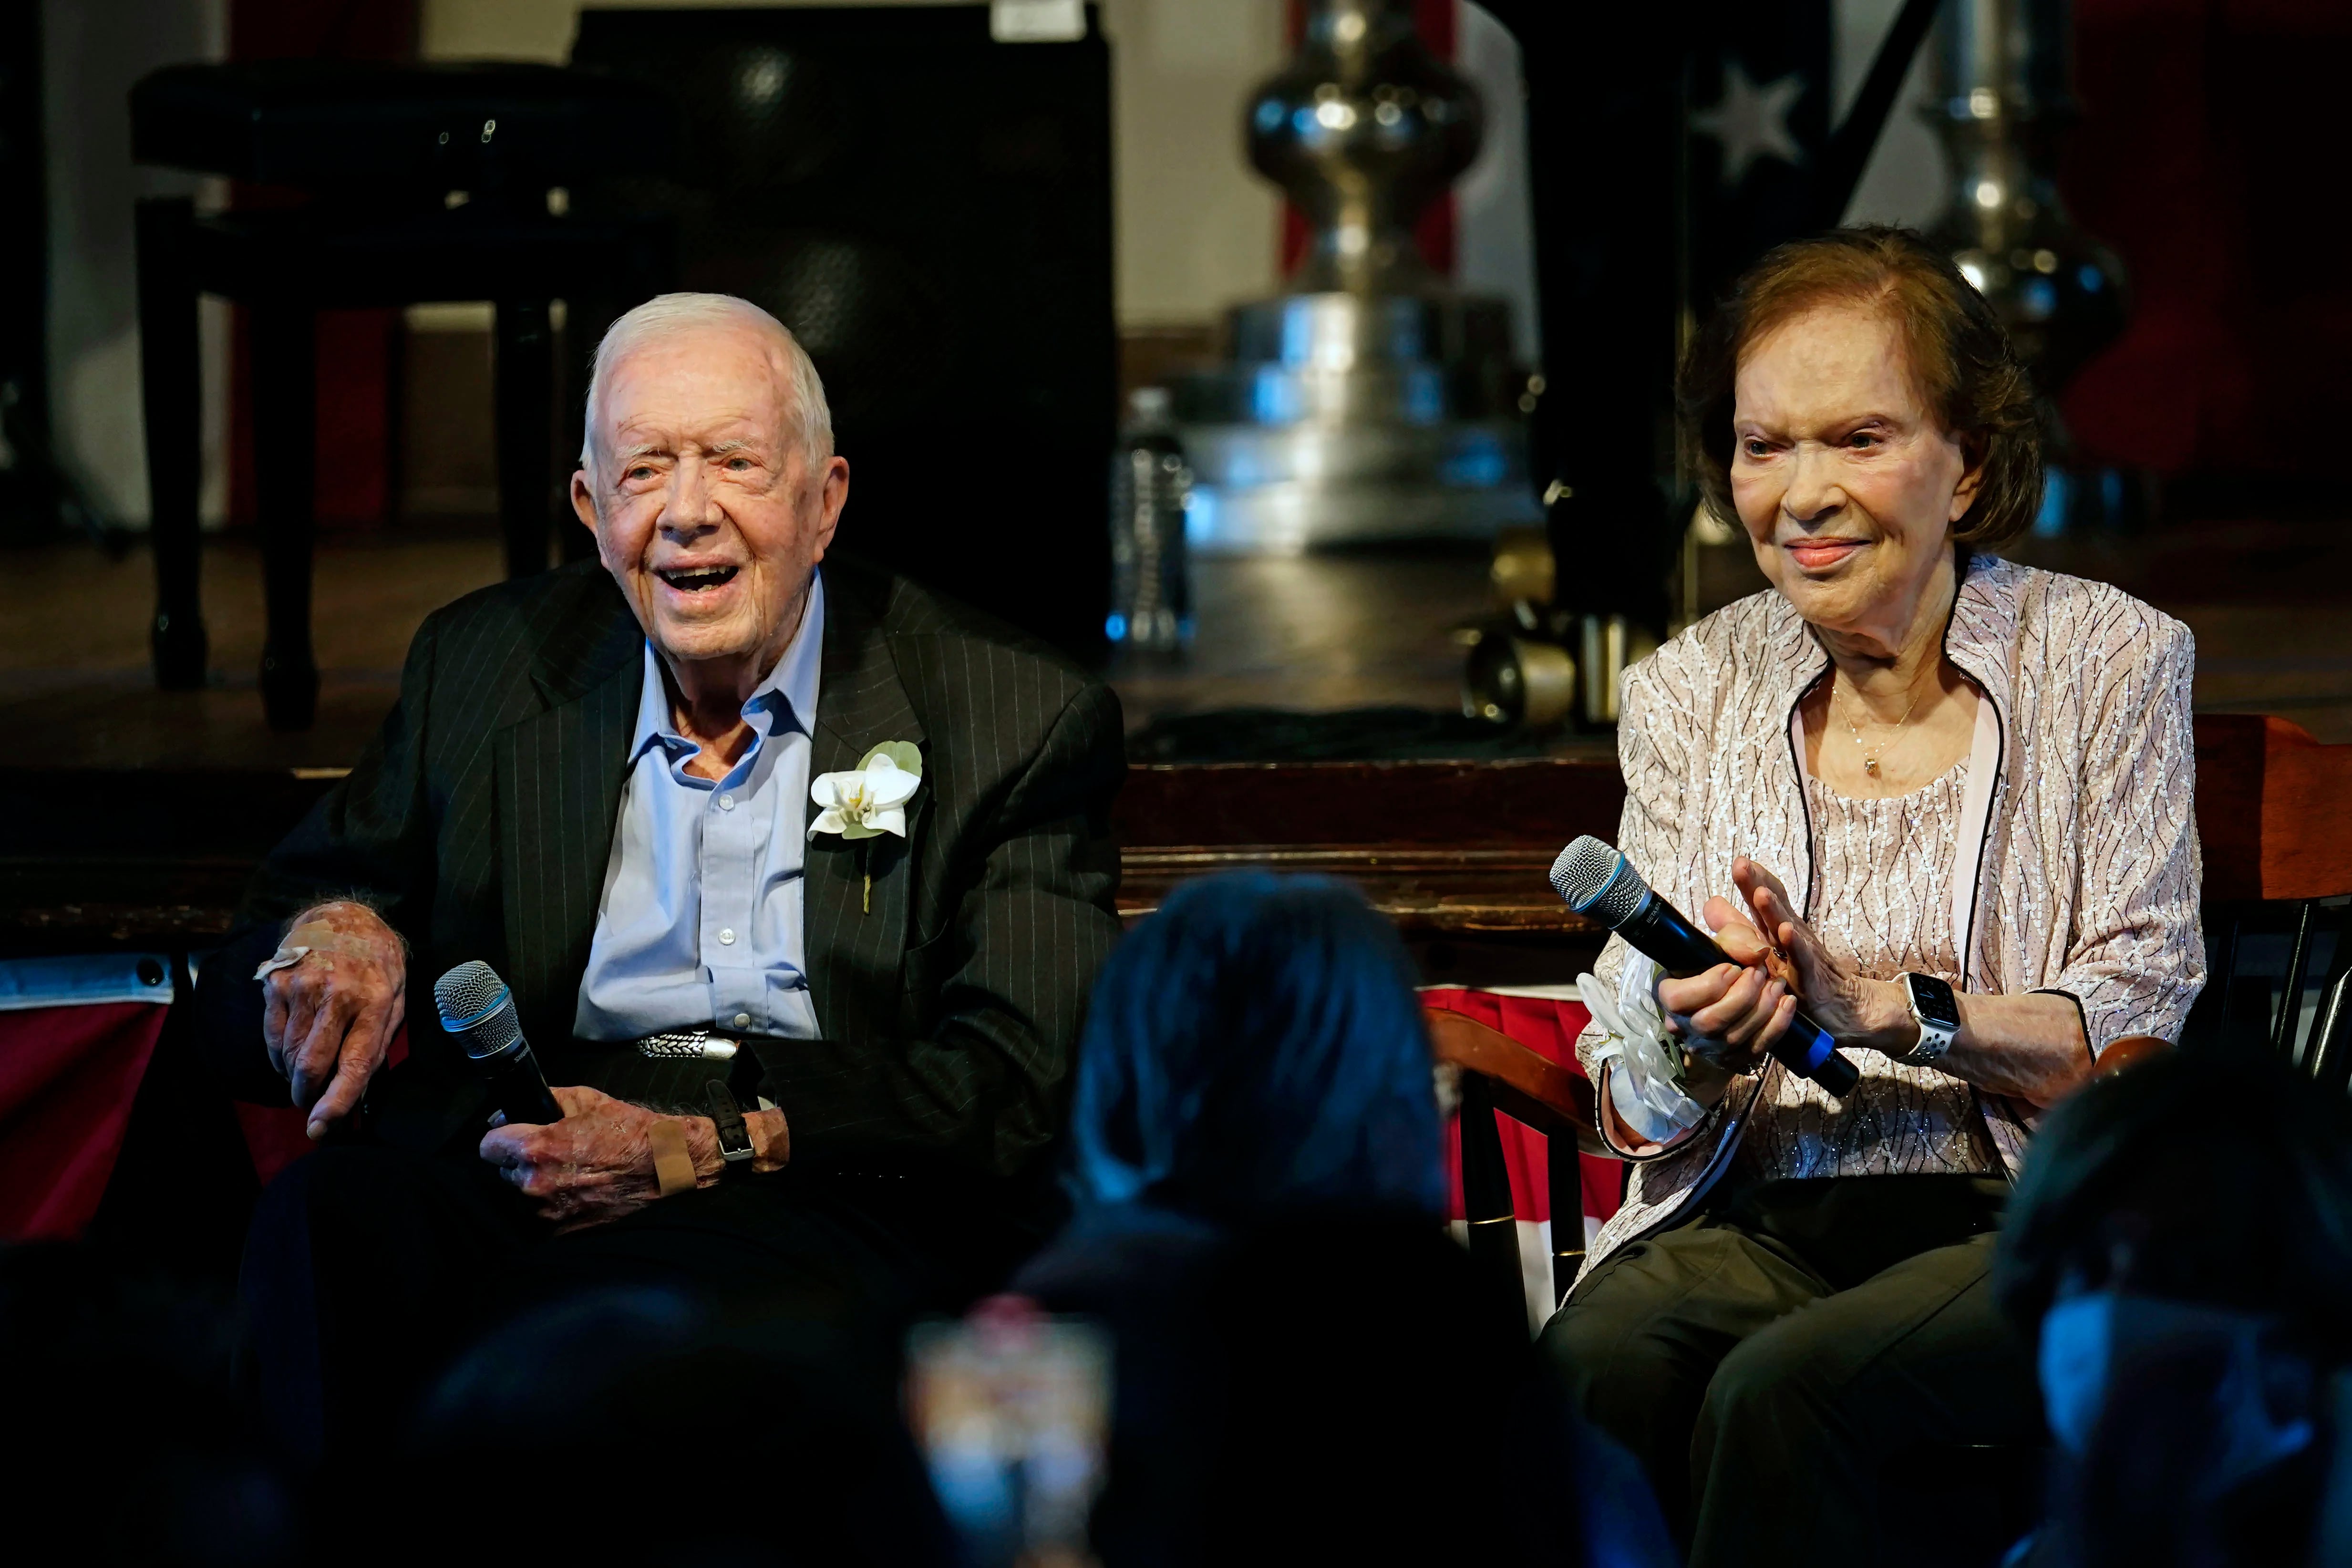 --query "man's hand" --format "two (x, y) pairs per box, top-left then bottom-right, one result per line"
(477, 1085), (723, 1232)
(262, 900), (406, 1139)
